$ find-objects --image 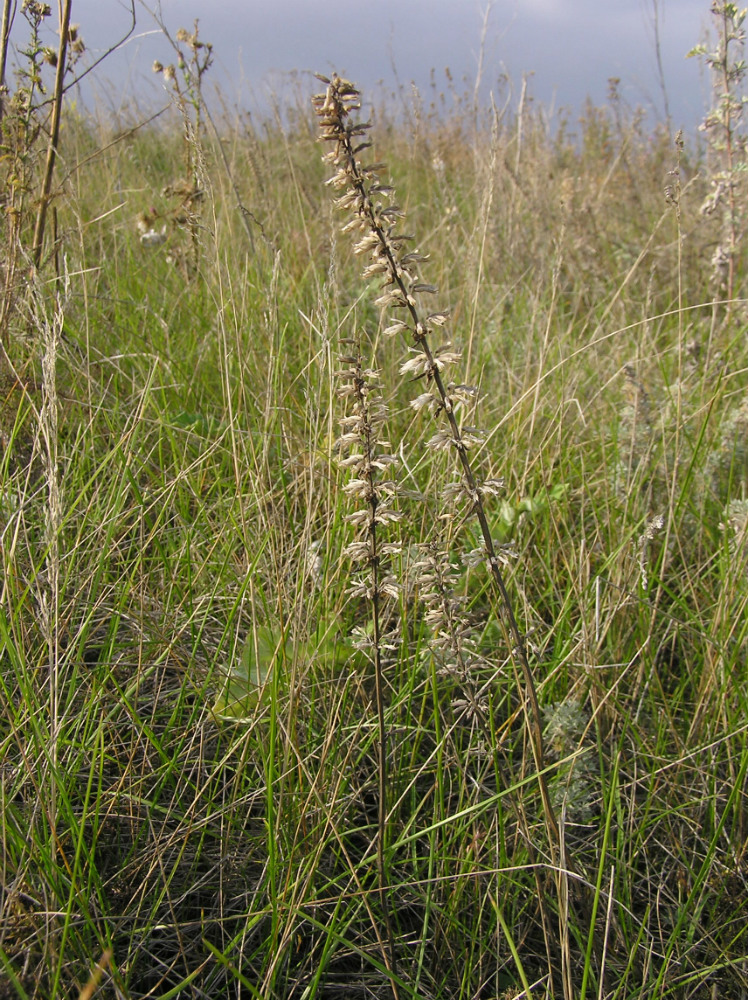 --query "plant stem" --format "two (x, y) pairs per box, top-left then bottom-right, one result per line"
(32, 0), (73, 269)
